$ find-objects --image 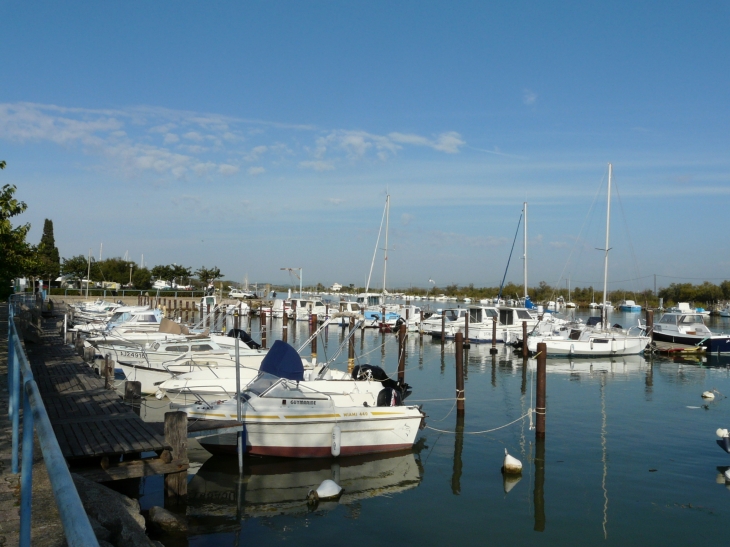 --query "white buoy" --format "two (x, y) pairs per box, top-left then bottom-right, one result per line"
(716, 428), (729, 439)
(702, 391), (715, 400)
(724, 469), (730, 483)
(307, 479), (343, 504)
(502, 448), (523, 475)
